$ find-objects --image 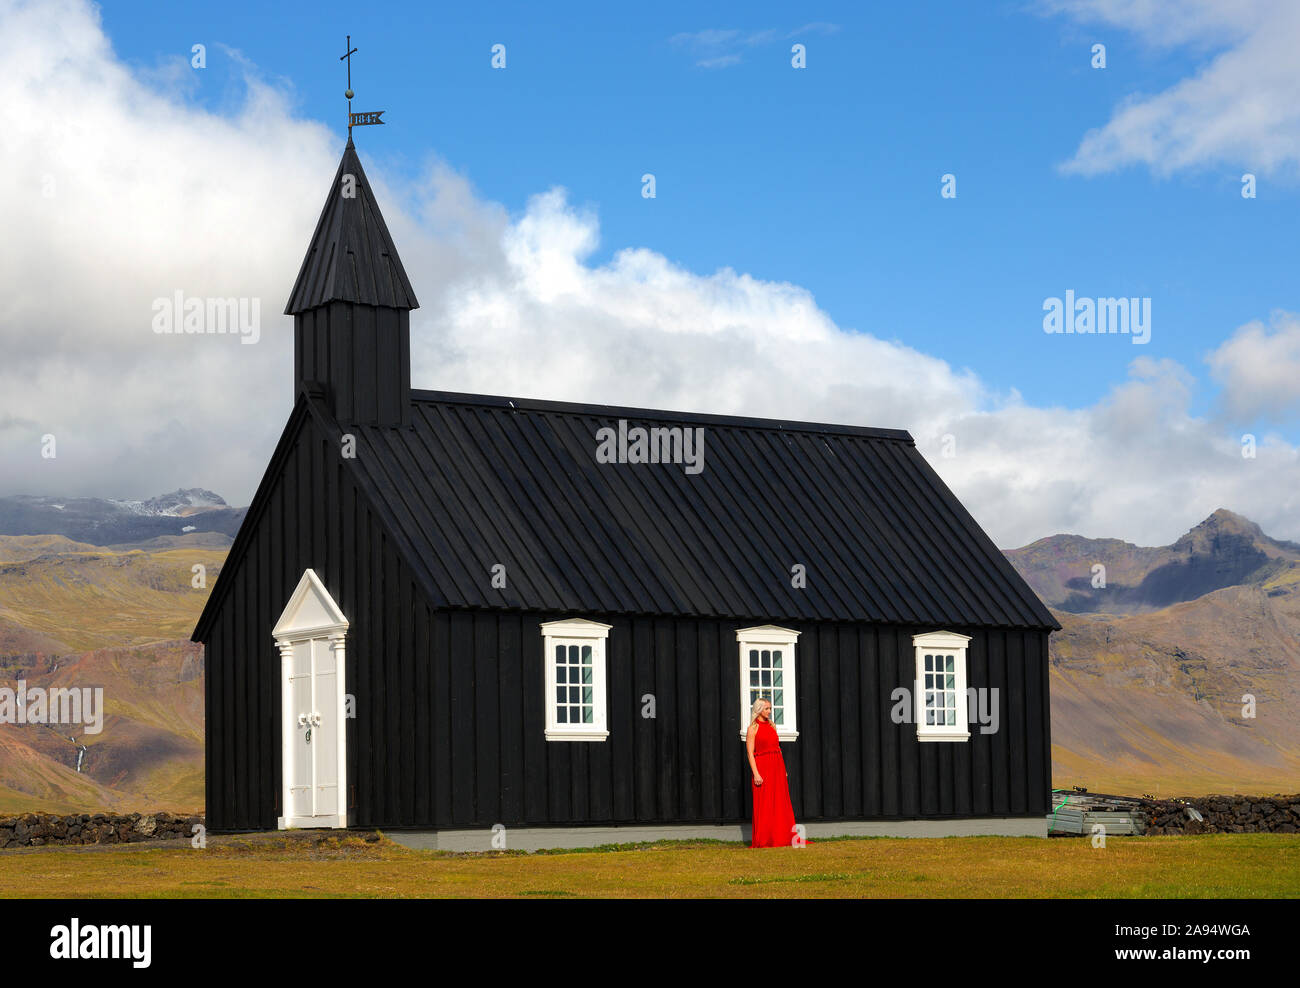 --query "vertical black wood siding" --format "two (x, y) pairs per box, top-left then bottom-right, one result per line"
(380, 613), (1051, 829)
(293, 302), (411, 427)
